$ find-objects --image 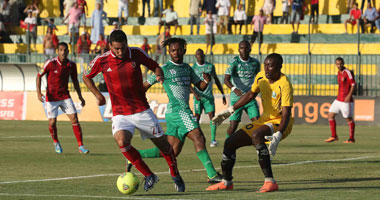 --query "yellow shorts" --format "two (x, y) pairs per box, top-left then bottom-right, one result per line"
(241, 117), (294, 141)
